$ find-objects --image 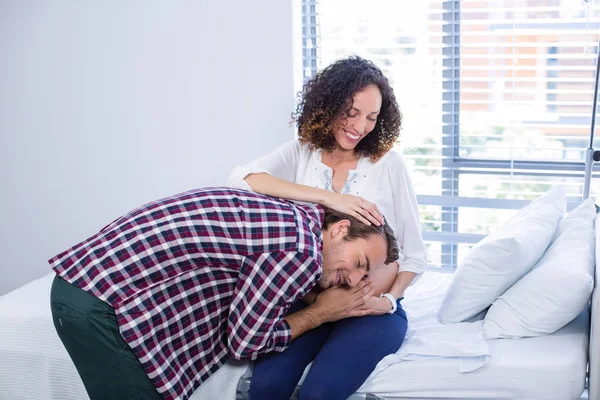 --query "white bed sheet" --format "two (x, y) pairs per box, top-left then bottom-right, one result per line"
(357, 310), (589, 400)
(0, 273), (88, 400)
